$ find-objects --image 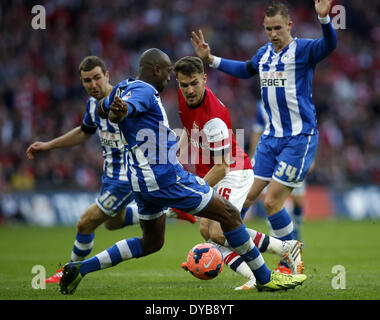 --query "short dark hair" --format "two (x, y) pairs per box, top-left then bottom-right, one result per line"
(265, 2), (291, 21)
(78, 56), (107, 75)
(174, 56), (204, 77)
